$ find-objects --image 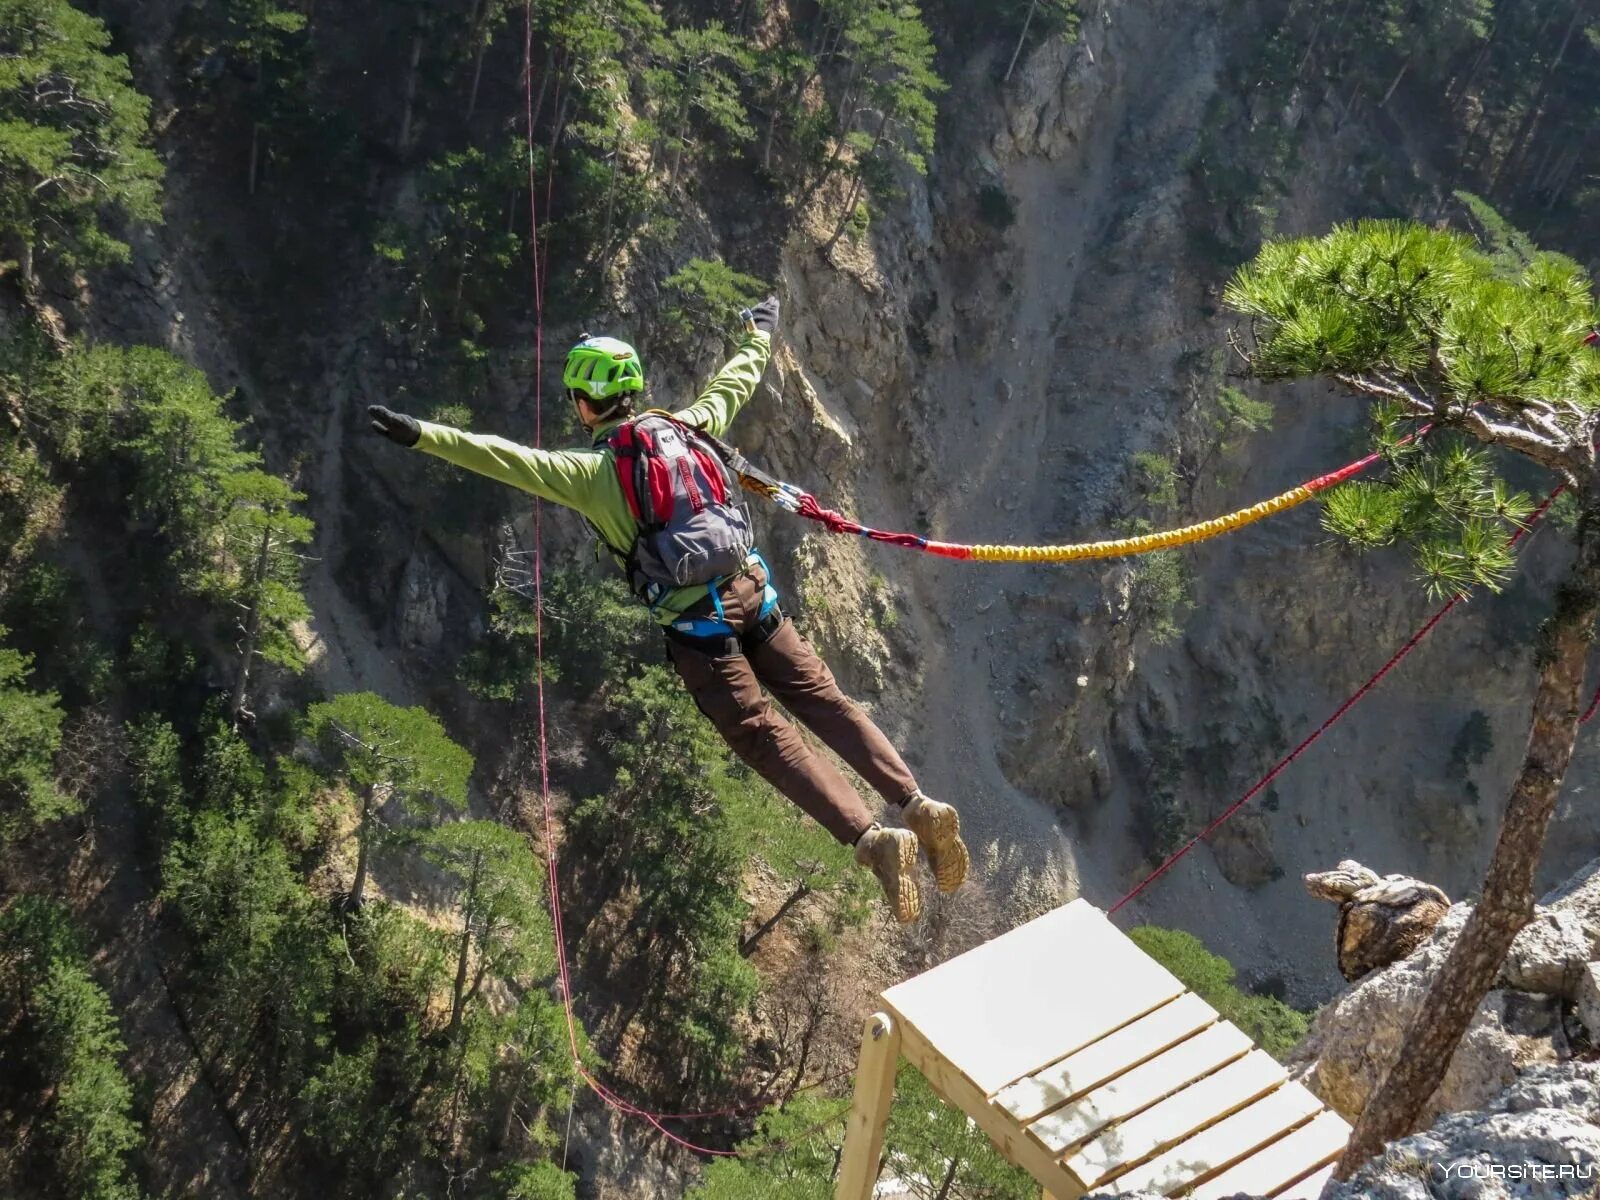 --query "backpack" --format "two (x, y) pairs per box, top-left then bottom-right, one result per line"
(602, 412), (754, 601)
